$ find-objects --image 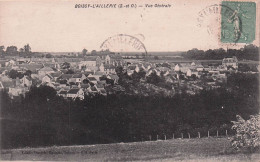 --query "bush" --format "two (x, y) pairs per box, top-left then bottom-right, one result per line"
(230, 115), (260, 152)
